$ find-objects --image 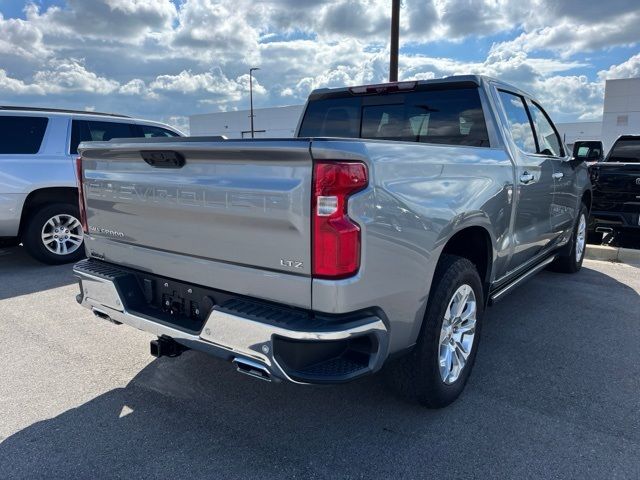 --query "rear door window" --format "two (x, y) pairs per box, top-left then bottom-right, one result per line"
(140, 124), (179, 138)
(70, 120), (137, 154)
(527, 101), (563, 157)
(497, 91), (537, 154)
(299, 87), (490, 147)
(0, 116), (49, 154)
